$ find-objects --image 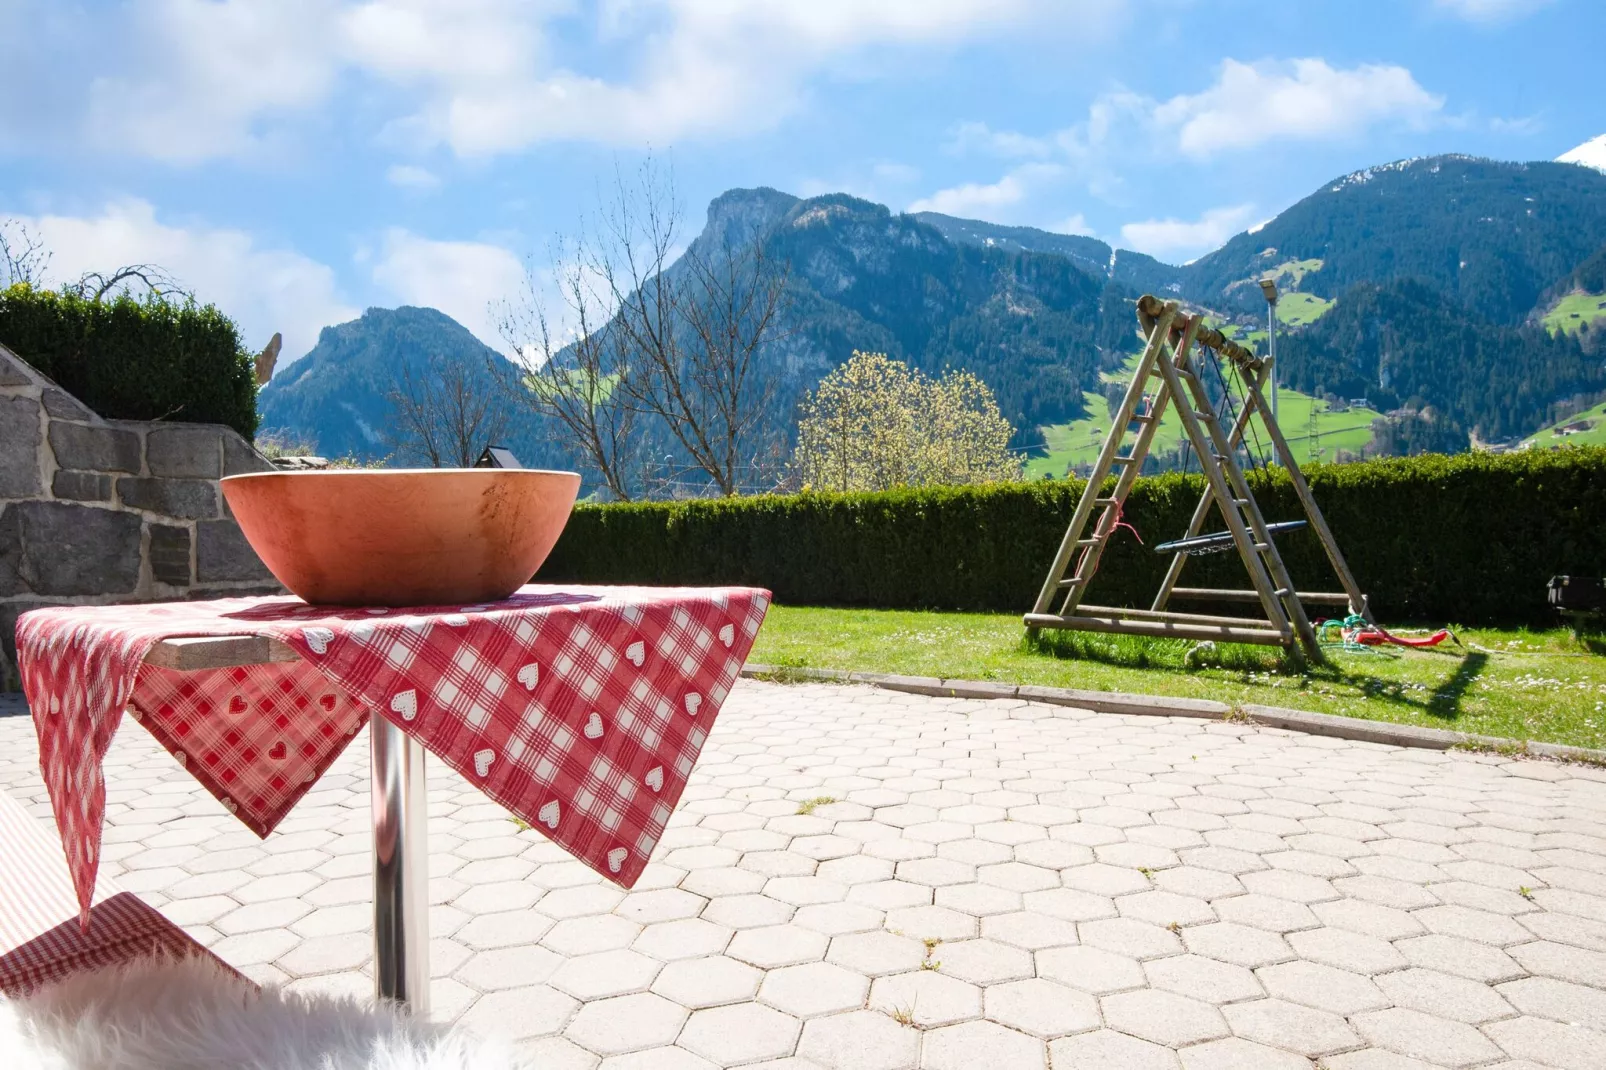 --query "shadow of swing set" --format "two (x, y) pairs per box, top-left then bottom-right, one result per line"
(1026, 294), (1372, 668)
